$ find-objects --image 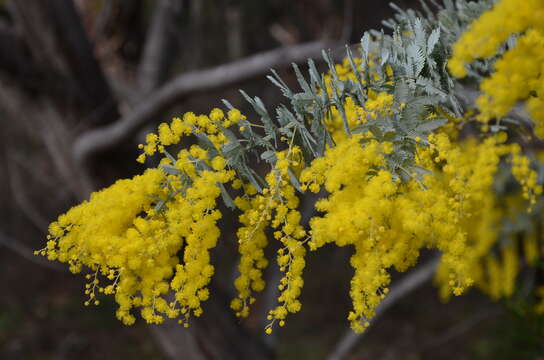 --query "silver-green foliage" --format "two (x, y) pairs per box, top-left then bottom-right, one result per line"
(186, 1), (495, 196)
